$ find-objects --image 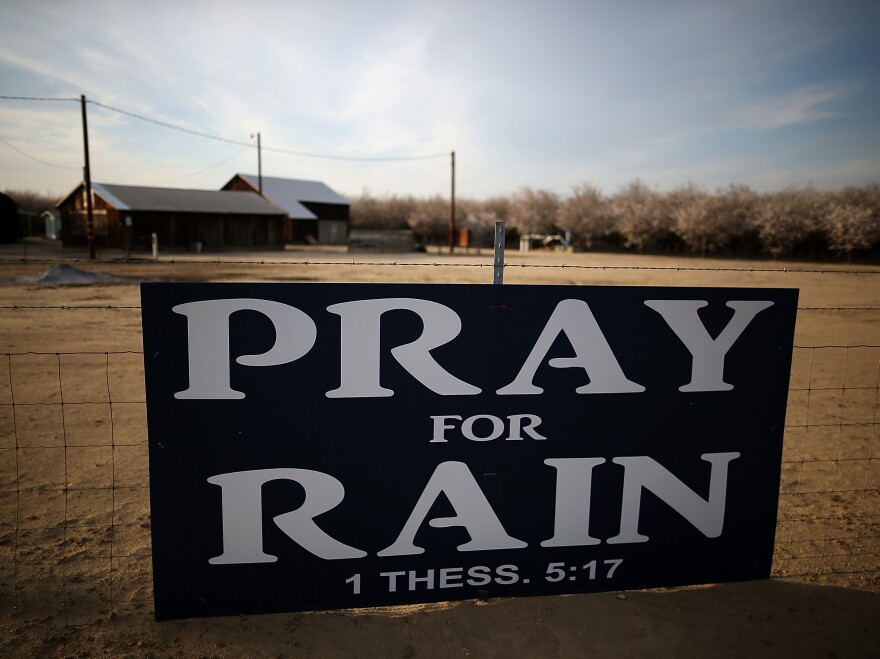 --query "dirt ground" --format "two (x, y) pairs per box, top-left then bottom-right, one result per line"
(1, 240), (878, 658)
